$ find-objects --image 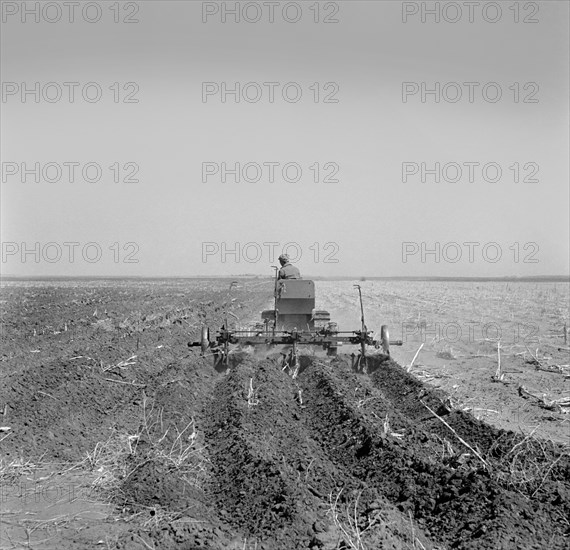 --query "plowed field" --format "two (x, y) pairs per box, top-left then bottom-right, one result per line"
(1, 279), (568, 550)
